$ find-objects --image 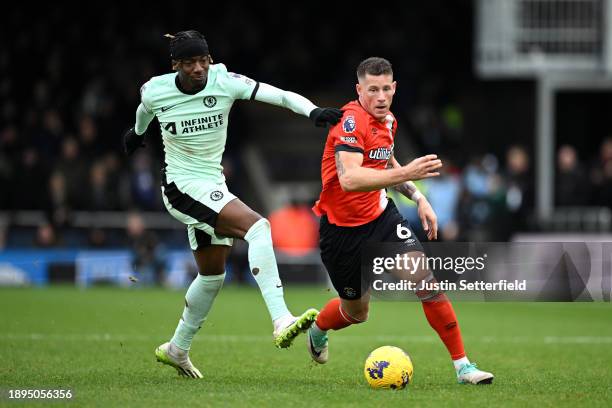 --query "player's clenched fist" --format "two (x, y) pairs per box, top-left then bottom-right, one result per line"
(123, 127), (145, 156)
(402, 154), (442, 180)
(309, 107), (343, 127)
